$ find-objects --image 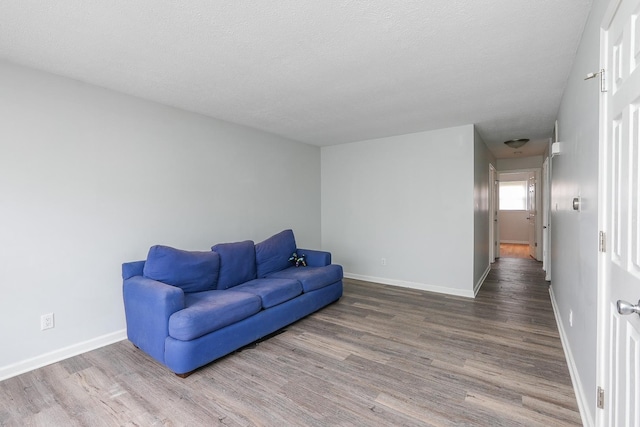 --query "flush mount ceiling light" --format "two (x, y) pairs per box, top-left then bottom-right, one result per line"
(504, 138), (530, 149)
